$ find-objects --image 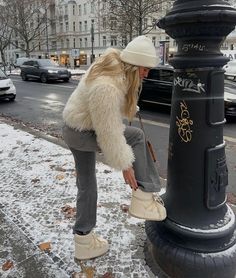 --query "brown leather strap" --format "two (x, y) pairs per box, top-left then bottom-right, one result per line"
(137, 112), (157, 162)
